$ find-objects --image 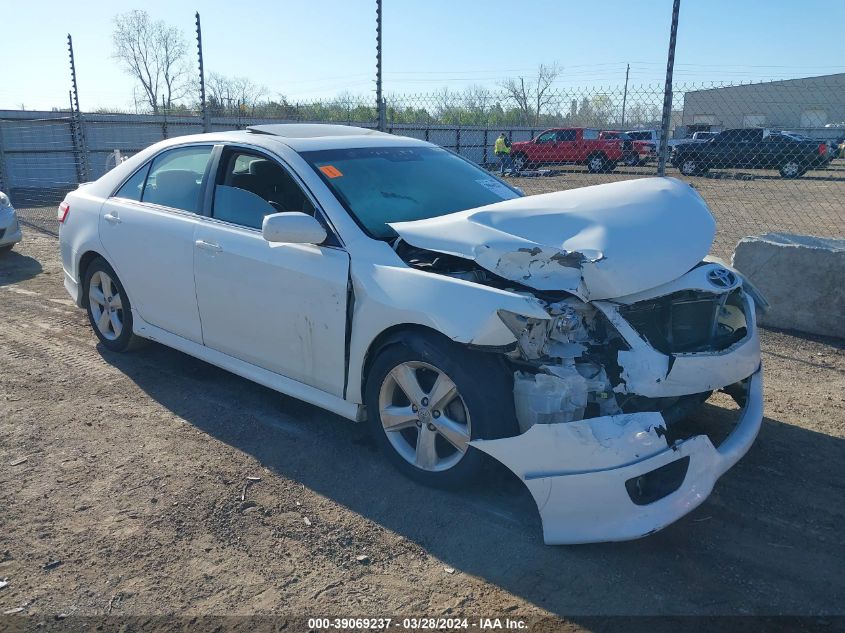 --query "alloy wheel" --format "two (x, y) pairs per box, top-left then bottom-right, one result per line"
(378, 361), (471, 472)
(681, 159), (698, 175)
(88, 270), (123, 341)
